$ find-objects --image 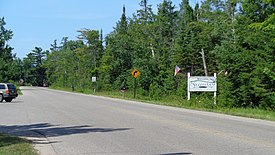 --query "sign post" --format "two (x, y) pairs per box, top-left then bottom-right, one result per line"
(187, 73), (217, 104)
(213, 73), (217, 104)
(131, 68), (140, 99)
(134, 78), (137, 98)
(92, 77), (96, 93)
(187, 73), (191, 100)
